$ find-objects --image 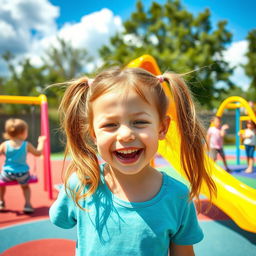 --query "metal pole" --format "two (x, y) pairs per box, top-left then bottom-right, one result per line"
(235, 107), (241, 165)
